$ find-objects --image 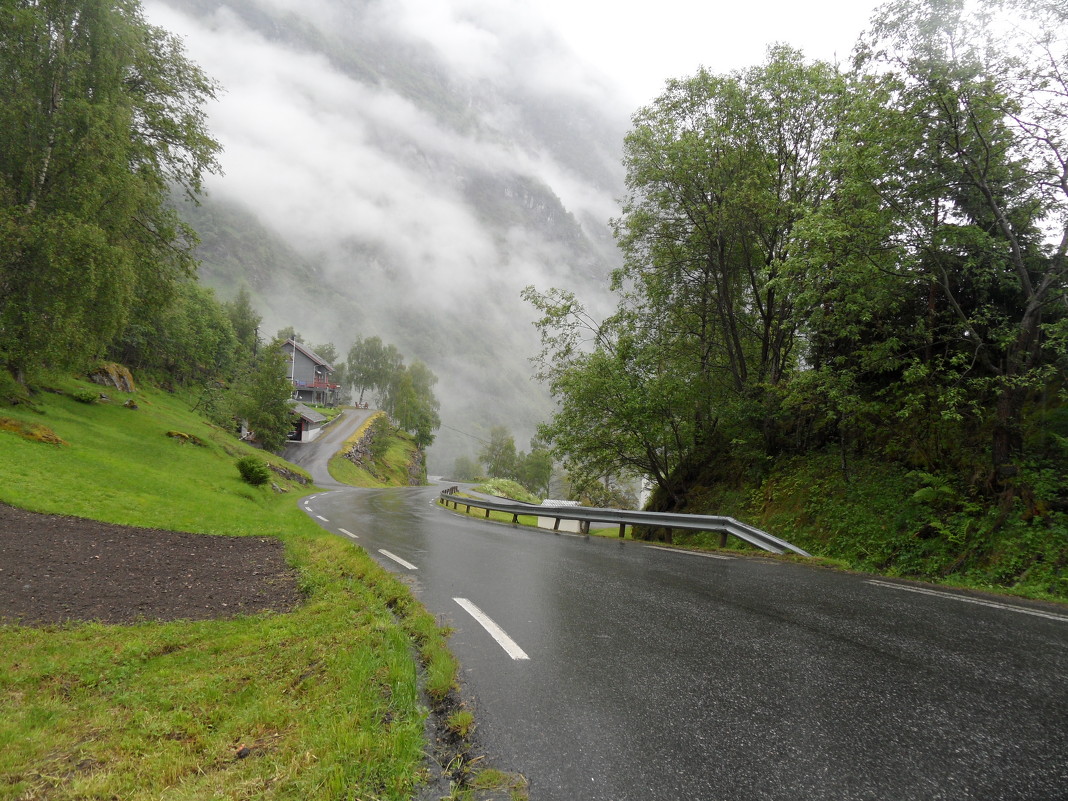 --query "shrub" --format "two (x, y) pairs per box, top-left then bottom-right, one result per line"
(236, 455), (271, 486)
(72, 388), (98, 404)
